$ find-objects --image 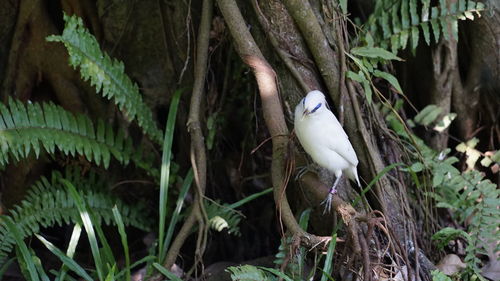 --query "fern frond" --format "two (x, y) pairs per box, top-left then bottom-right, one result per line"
(0, 99), (157, 171)
(368, 0), (485, 53)
(205, 201), (243, 236)
(46, 14), (163, 144)
(226, 265), (275, 281)
(0, 169), (153, 266)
